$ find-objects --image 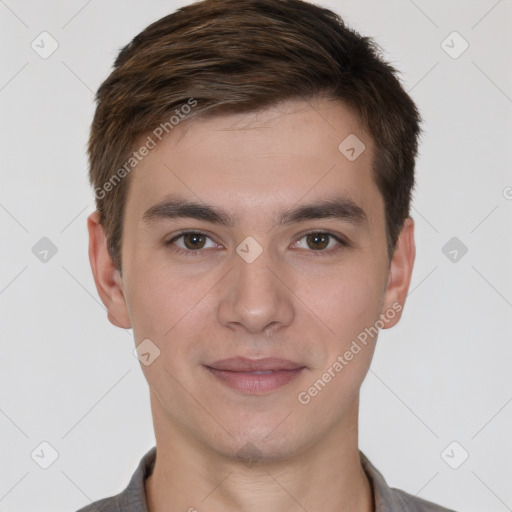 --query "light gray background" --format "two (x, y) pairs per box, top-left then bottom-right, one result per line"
(1, 1), (511, 511)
